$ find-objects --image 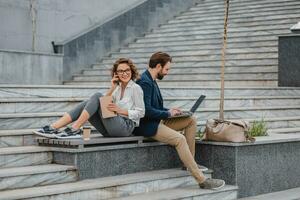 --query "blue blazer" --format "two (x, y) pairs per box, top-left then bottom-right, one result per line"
(133, 70), (170, 137)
